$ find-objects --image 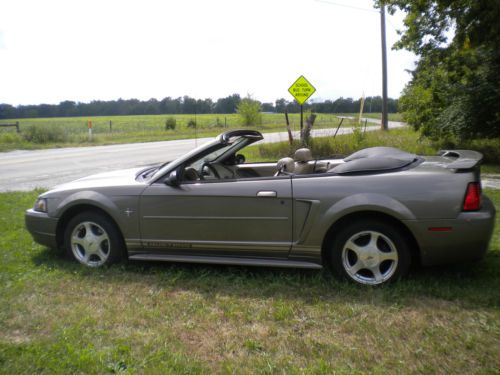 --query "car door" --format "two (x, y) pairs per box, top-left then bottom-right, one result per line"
(139, 176), (293, 258)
